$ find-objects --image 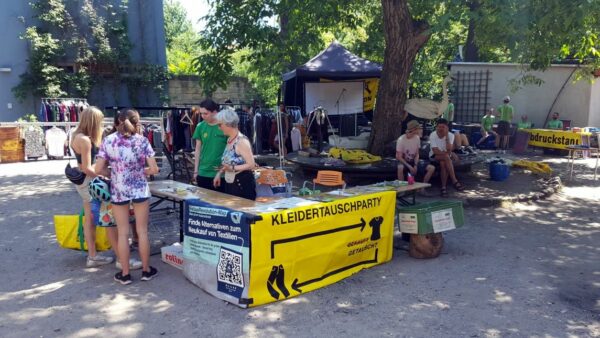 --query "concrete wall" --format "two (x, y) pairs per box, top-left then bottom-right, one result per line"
(169, 75), (259, 106)
(589, 79), (600, 127)
(0, 1), (37, 121)
(448, 63), (598, 128)
(0, 0), (167, 122)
